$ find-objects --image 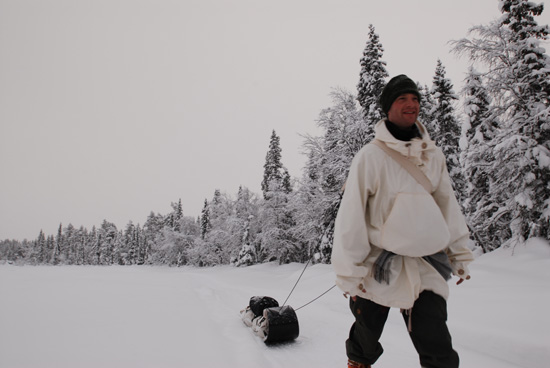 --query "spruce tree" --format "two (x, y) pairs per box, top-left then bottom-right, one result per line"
(261, 130), (283, 199)
(124, 221), (137, 264)
(357, 24), (389, 125)
(36, 230), (46, 264)
(430, 60), (467, 204)
(418, 84), (436, 131)
(173, 199), (183, 232)
(52, 223), (63, 264)
(98, 220), (117, 265)
(200, 199), (211, 240)
(258, 130), (297, 263)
